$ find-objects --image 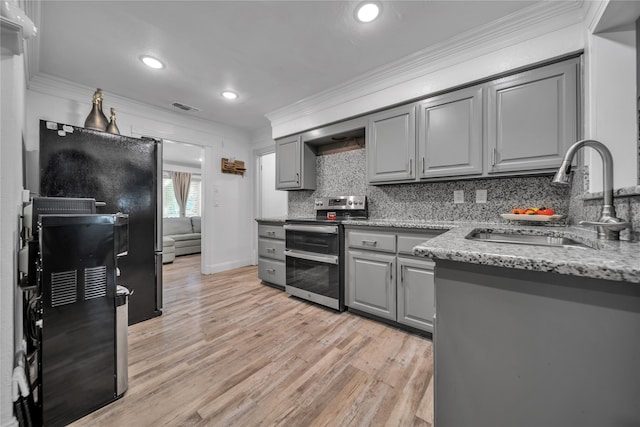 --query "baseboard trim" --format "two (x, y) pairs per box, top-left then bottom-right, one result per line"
(1, 416), (19, 427)
(203, 258), (254, 275)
